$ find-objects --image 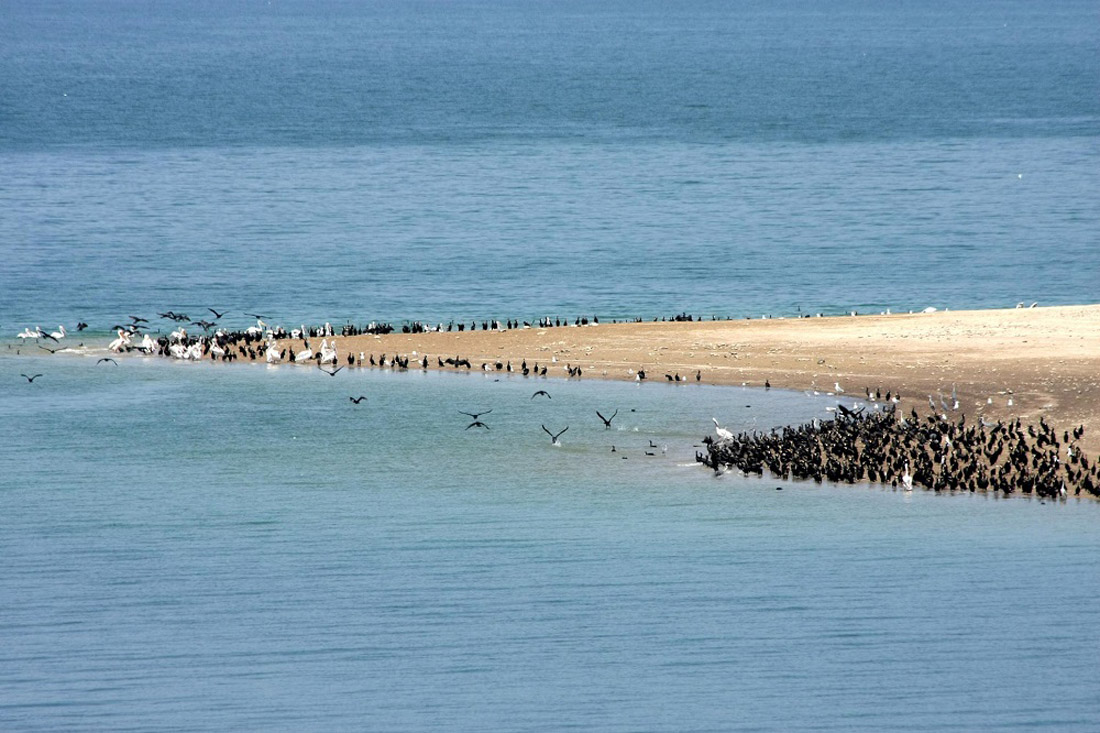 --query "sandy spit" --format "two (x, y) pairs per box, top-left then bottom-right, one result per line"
(286, 305), (1100, 453)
